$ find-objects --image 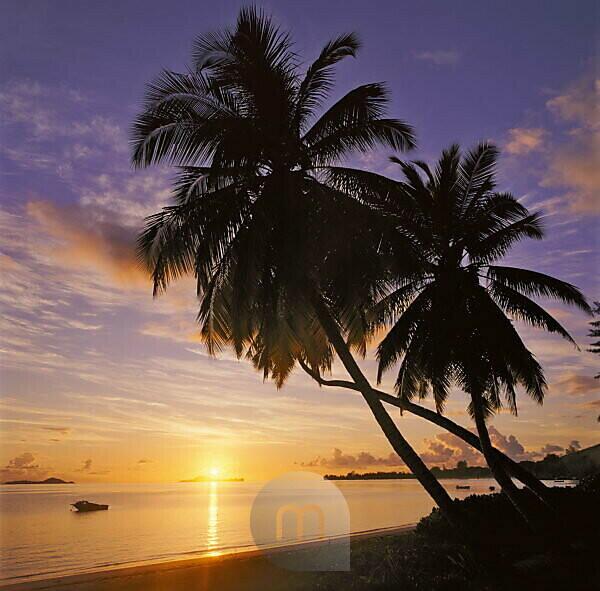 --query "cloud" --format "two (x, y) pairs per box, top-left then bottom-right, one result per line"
(420, 433), (484, 466)
(26, 200), (147, 289)
(66, 320), (103, 331)
(546, 79), (599, 126)
(413, 50), (460, 66)
(140, 317), (203, 344)
(77, 458), (93, 472)
(422, 429), (586, 466)
(392, 427), (546, 470)
(0, 80), (124, 151)
(540, 443), (563, 454)
(0, 80), (55, 137)
(0, 452), (49, 482)
(301, 447), (405, 469)
(301, 422), (593, 472)
(505, 128), (547, 155)
(6, 452), (37, 469)
(540, 77), (600, 214)
(552, 372), (600, 396)
(488, 426), (540, 461)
